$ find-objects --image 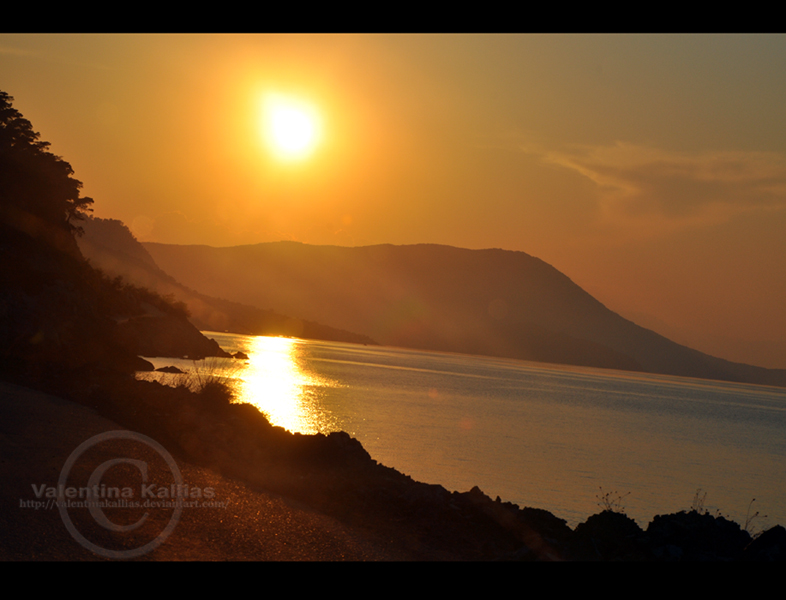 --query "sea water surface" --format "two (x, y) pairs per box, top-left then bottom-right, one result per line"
(140, 332), (786, 529)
